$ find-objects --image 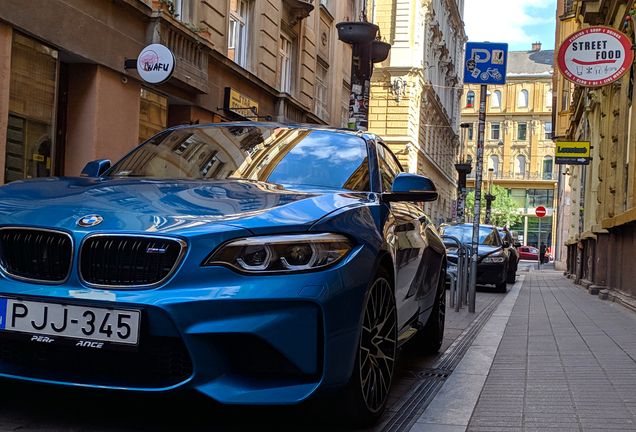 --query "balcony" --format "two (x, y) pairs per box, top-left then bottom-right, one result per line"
(274, 94), (326, 125)
(467, 170), (556, 181)
(148, 9), (212, 93)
